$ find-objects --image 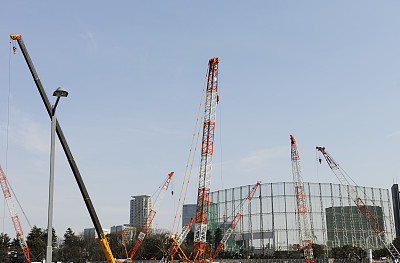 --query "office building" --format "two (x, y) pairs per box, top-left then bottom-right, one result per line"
(130, 195), (152, 228)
